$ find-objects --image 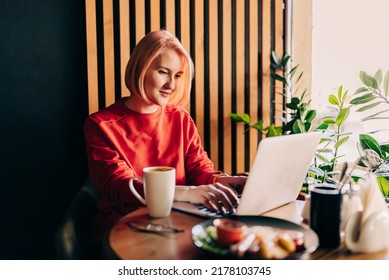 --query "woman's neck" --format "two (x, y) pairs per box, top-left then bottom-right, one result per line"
(124, 95), (159, 114)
